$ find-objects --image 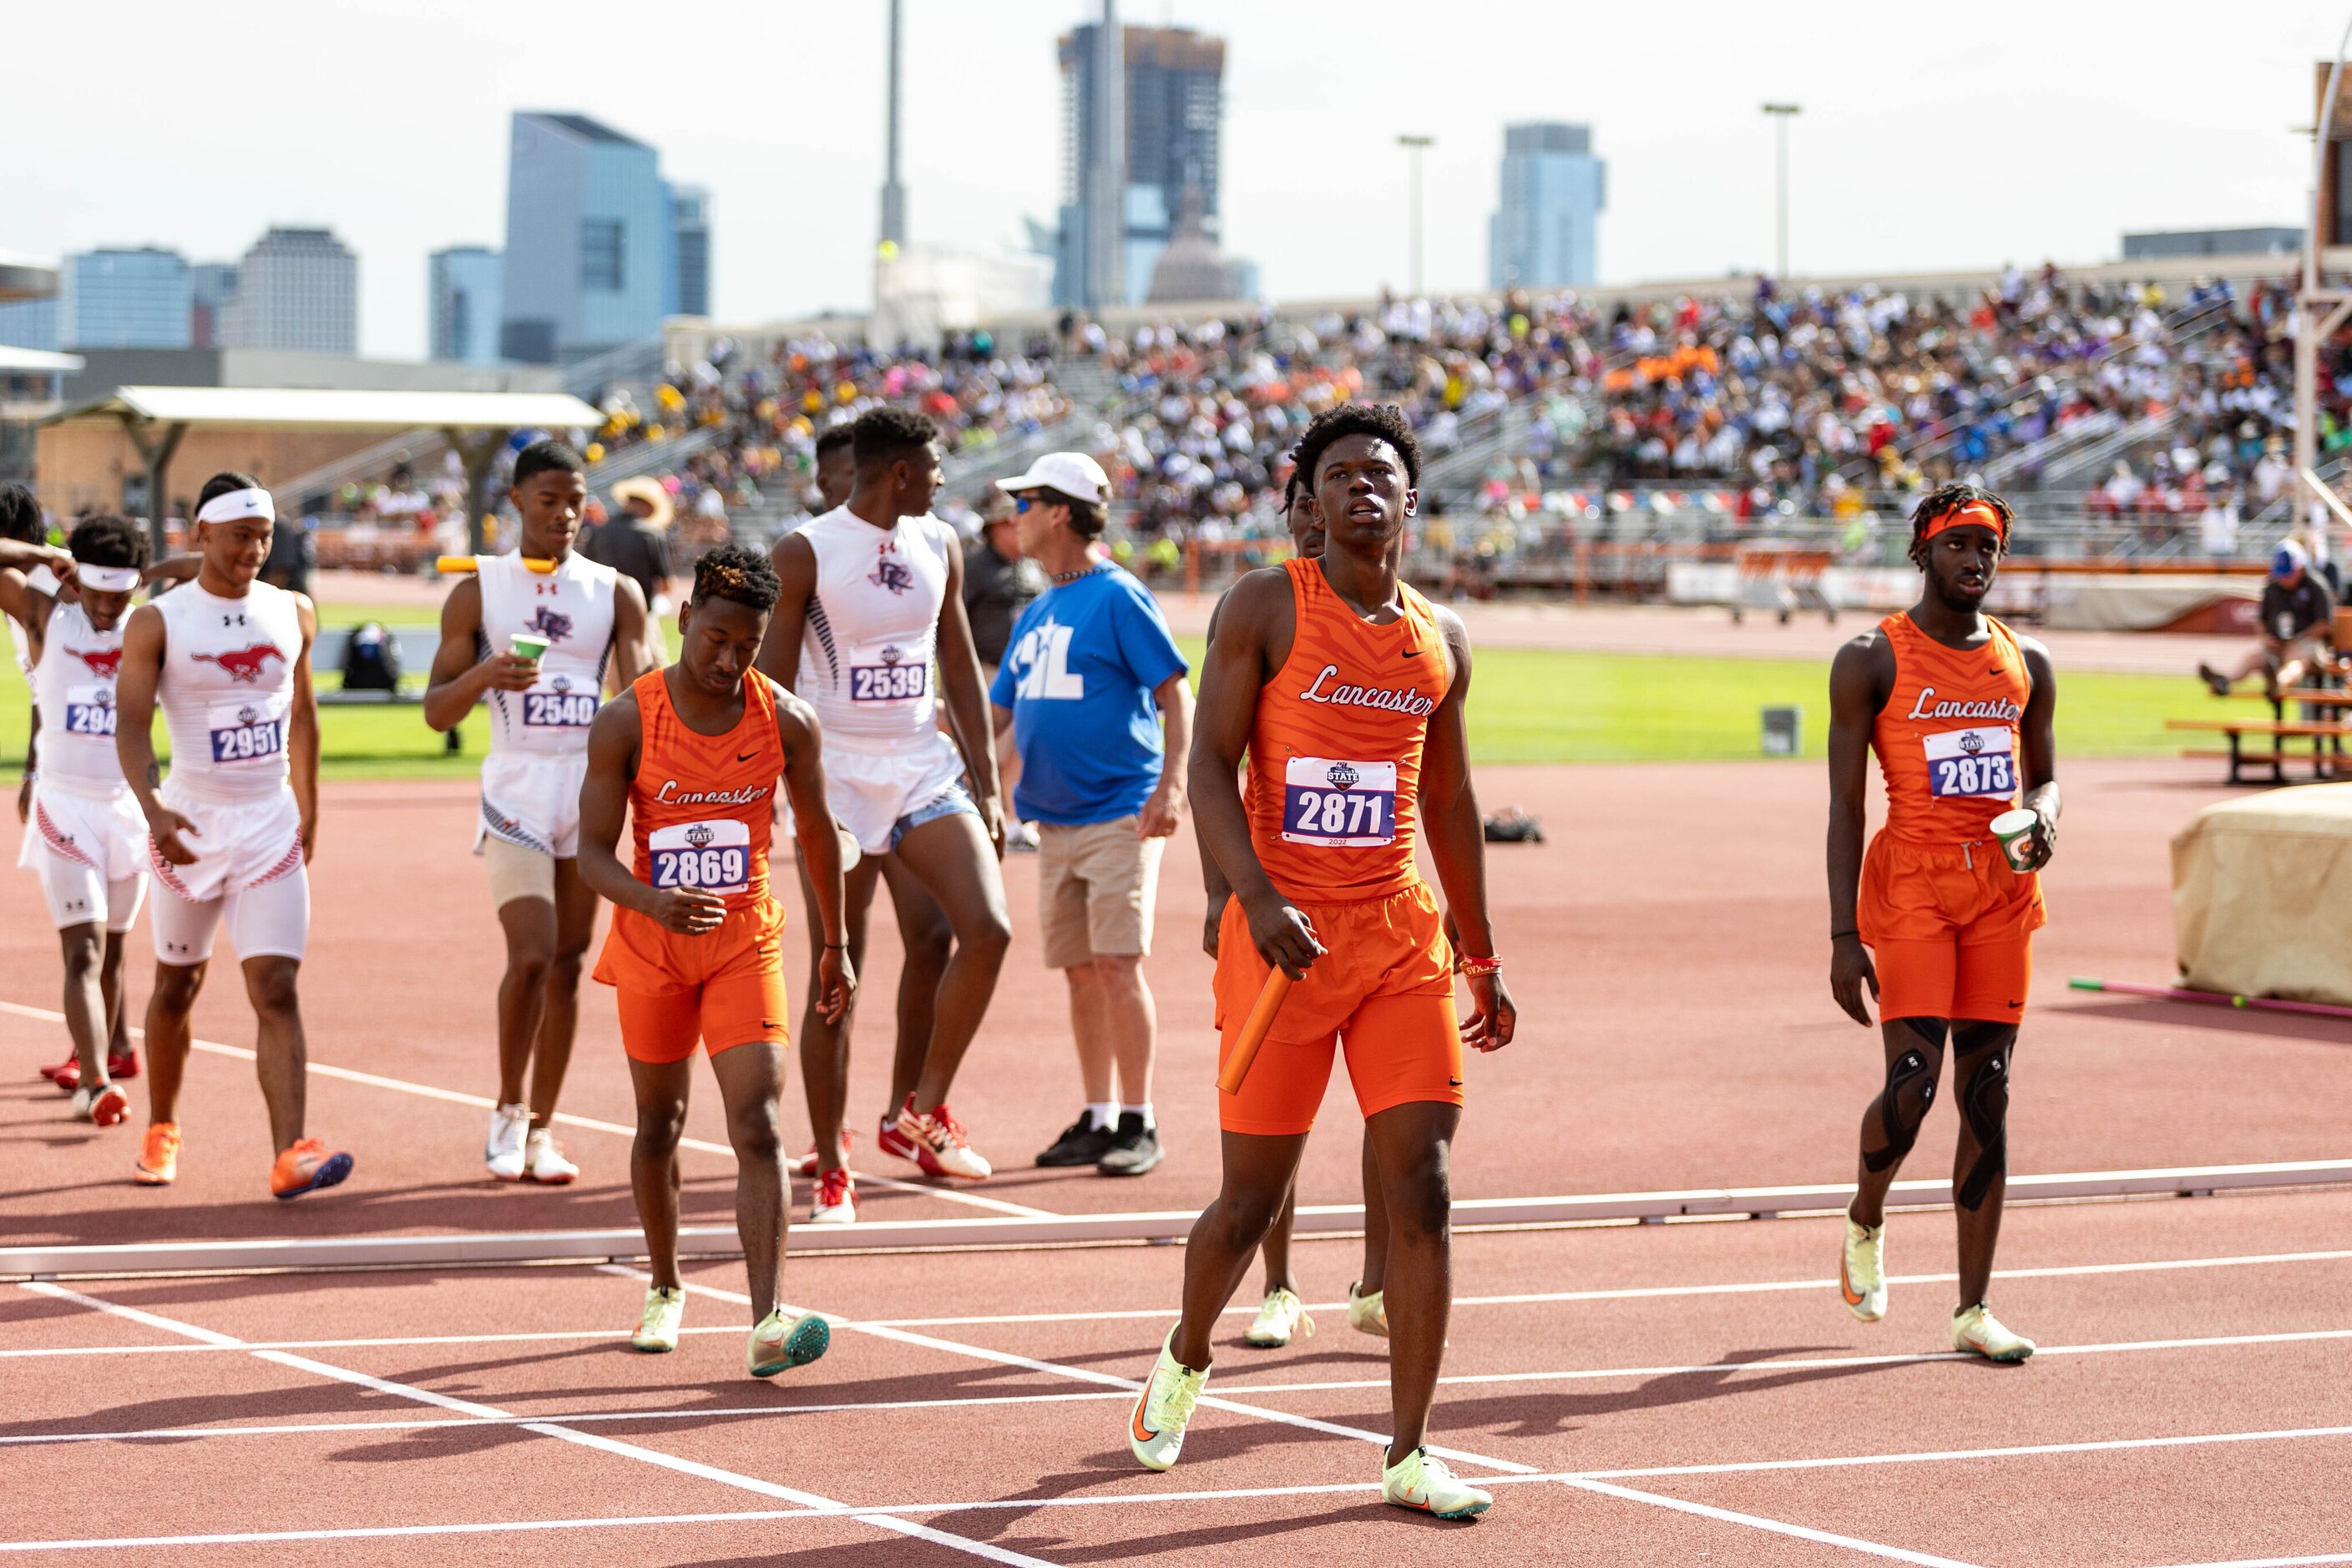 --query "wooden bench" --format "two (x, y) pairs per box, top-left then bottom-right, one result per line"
(2167, 717), (2352, 785)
